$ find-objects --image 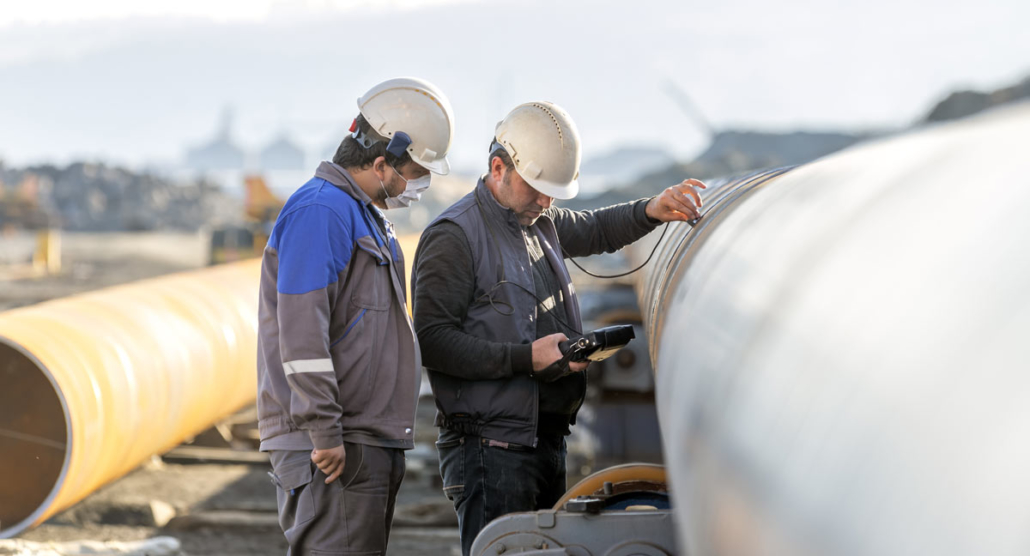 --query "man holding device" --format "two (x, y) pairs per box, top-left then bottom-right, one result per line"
(411, 100), (705, 555)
